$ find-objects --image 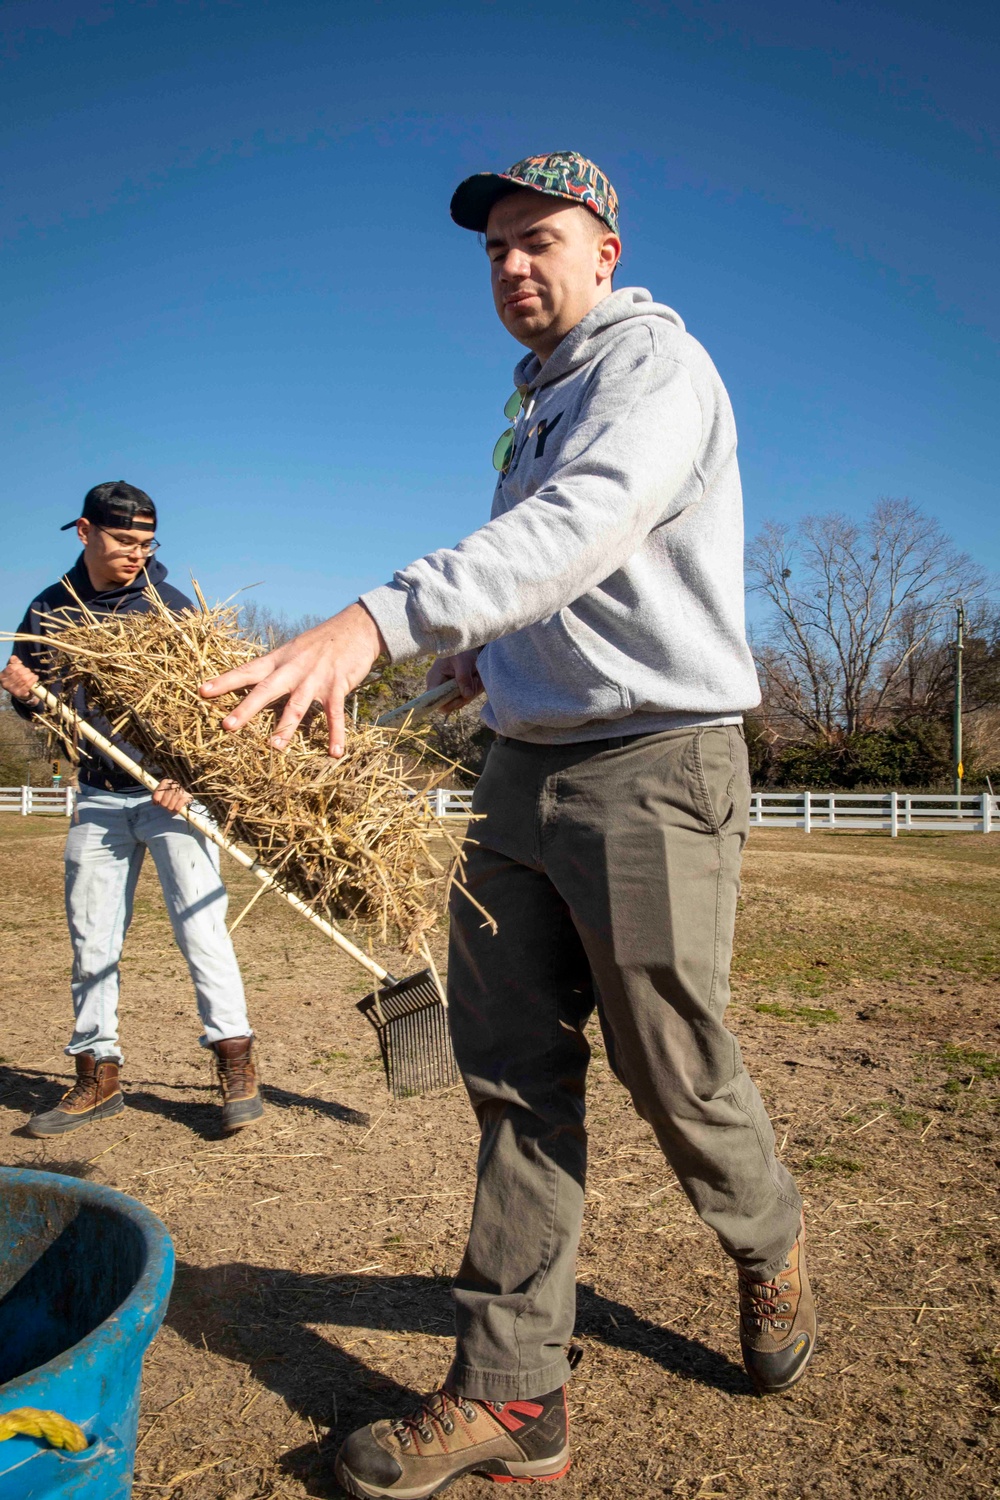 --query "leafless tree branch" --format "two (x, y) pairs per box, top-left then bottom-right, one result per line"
(747, 499), (990, 739)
